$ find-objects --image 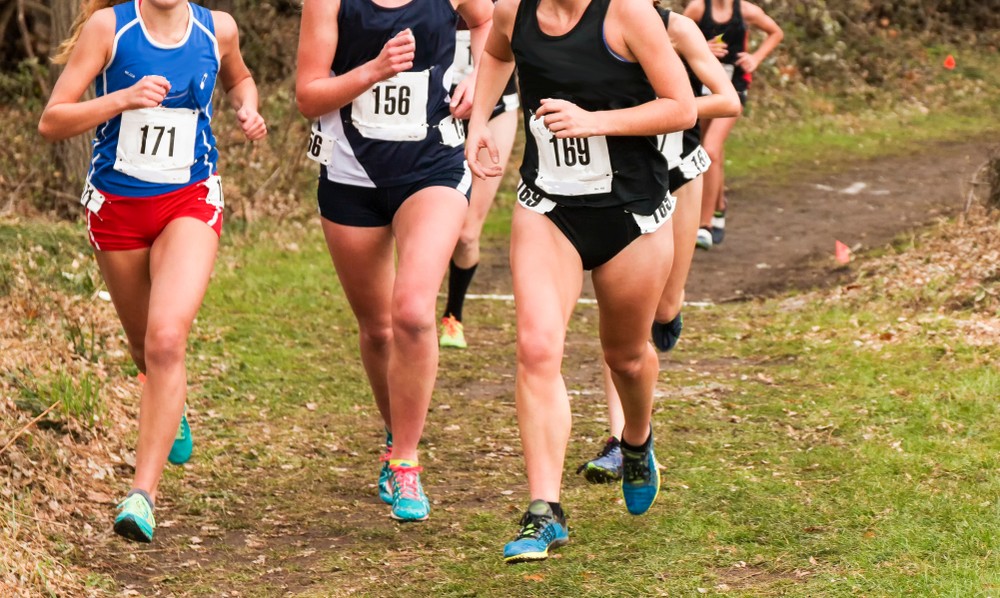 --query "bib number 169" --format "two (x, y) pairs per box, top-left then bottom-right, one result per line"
(548, 137), (591, 168)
